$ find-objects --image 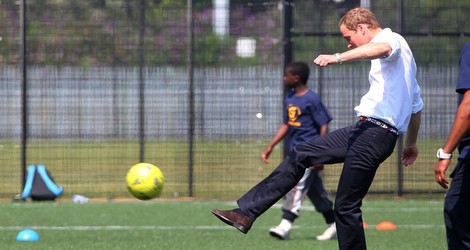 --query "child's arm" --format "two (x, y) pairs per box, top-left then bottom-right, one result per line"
(261, 124), (288, 164)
